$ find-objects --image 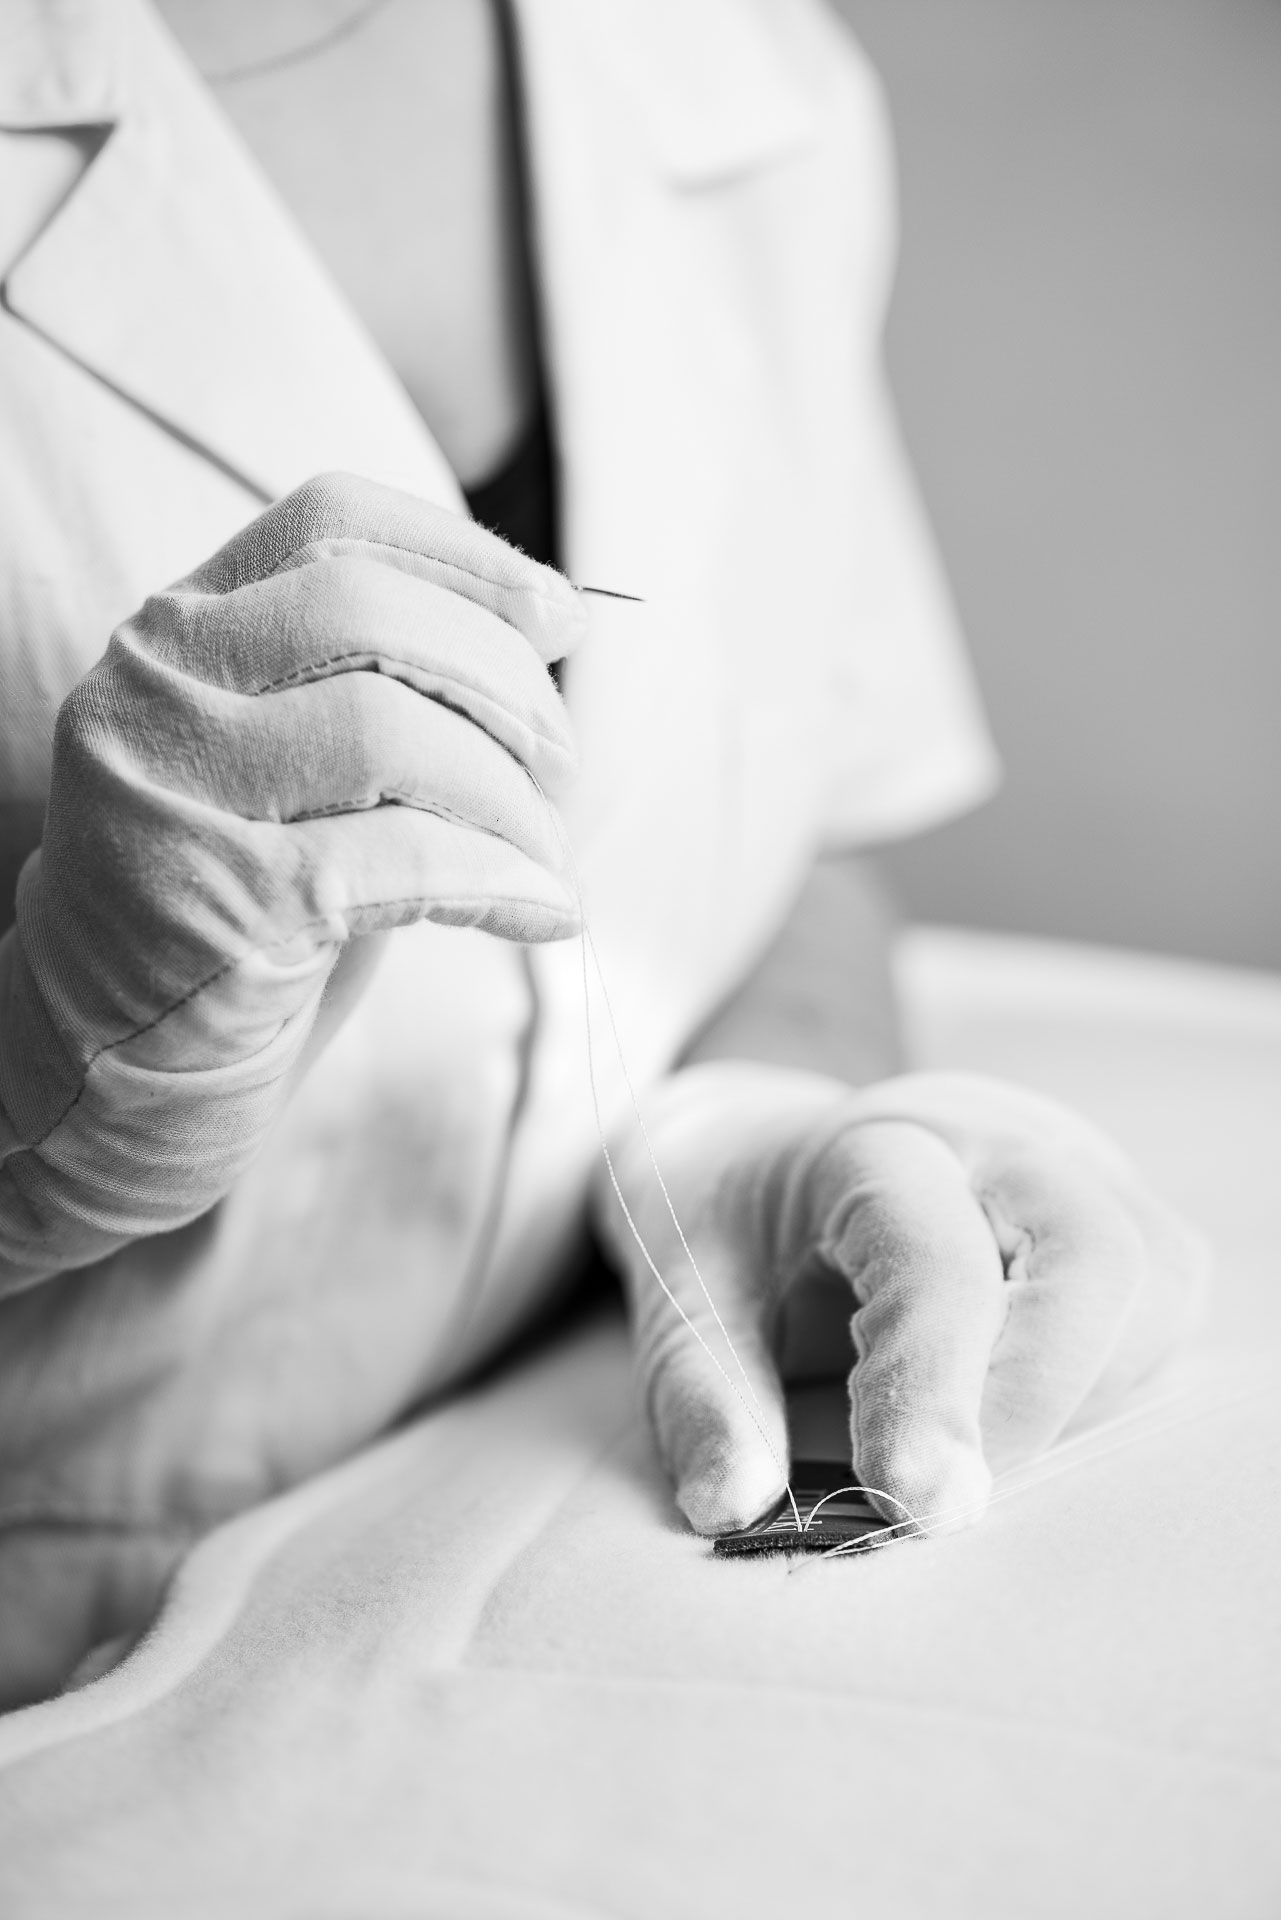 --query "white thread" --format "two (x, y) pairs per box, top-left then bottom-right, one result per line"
(803, 1484), (919, 1532)
(802, 1388), (1214, 1545)
(531, 774), (801, 1531)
